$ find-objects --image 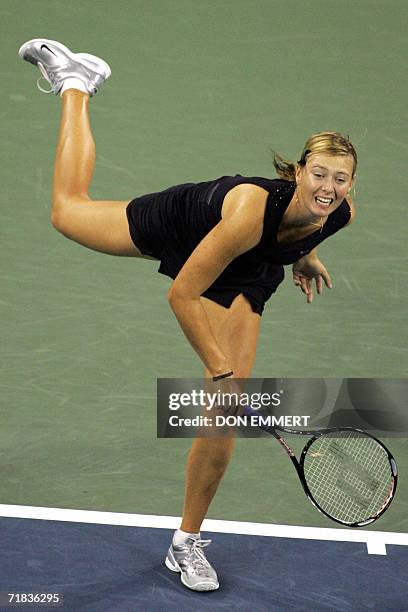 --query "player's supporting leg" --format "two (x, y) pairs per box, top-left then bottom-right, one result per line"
(181, 294), (260, 532)
(51, 90), (141, 257)
(165, 294), (260, 590)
